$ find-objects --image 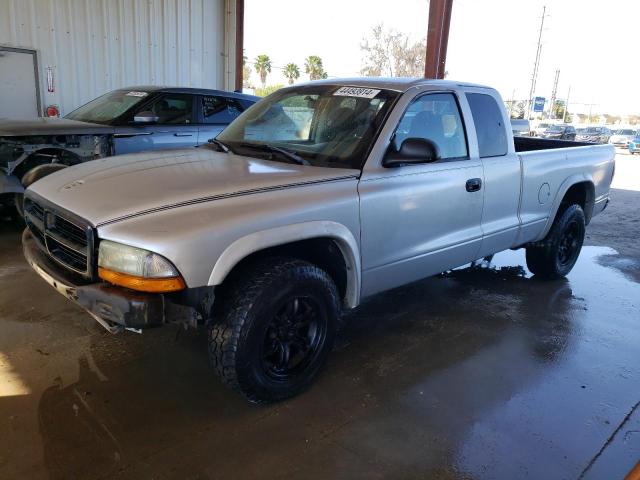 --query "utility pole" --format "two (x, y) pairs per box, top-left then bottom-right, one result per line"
(527, 6), (547, 119)
(563, 85), (571, 123)
(549, 69), (560, 119)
